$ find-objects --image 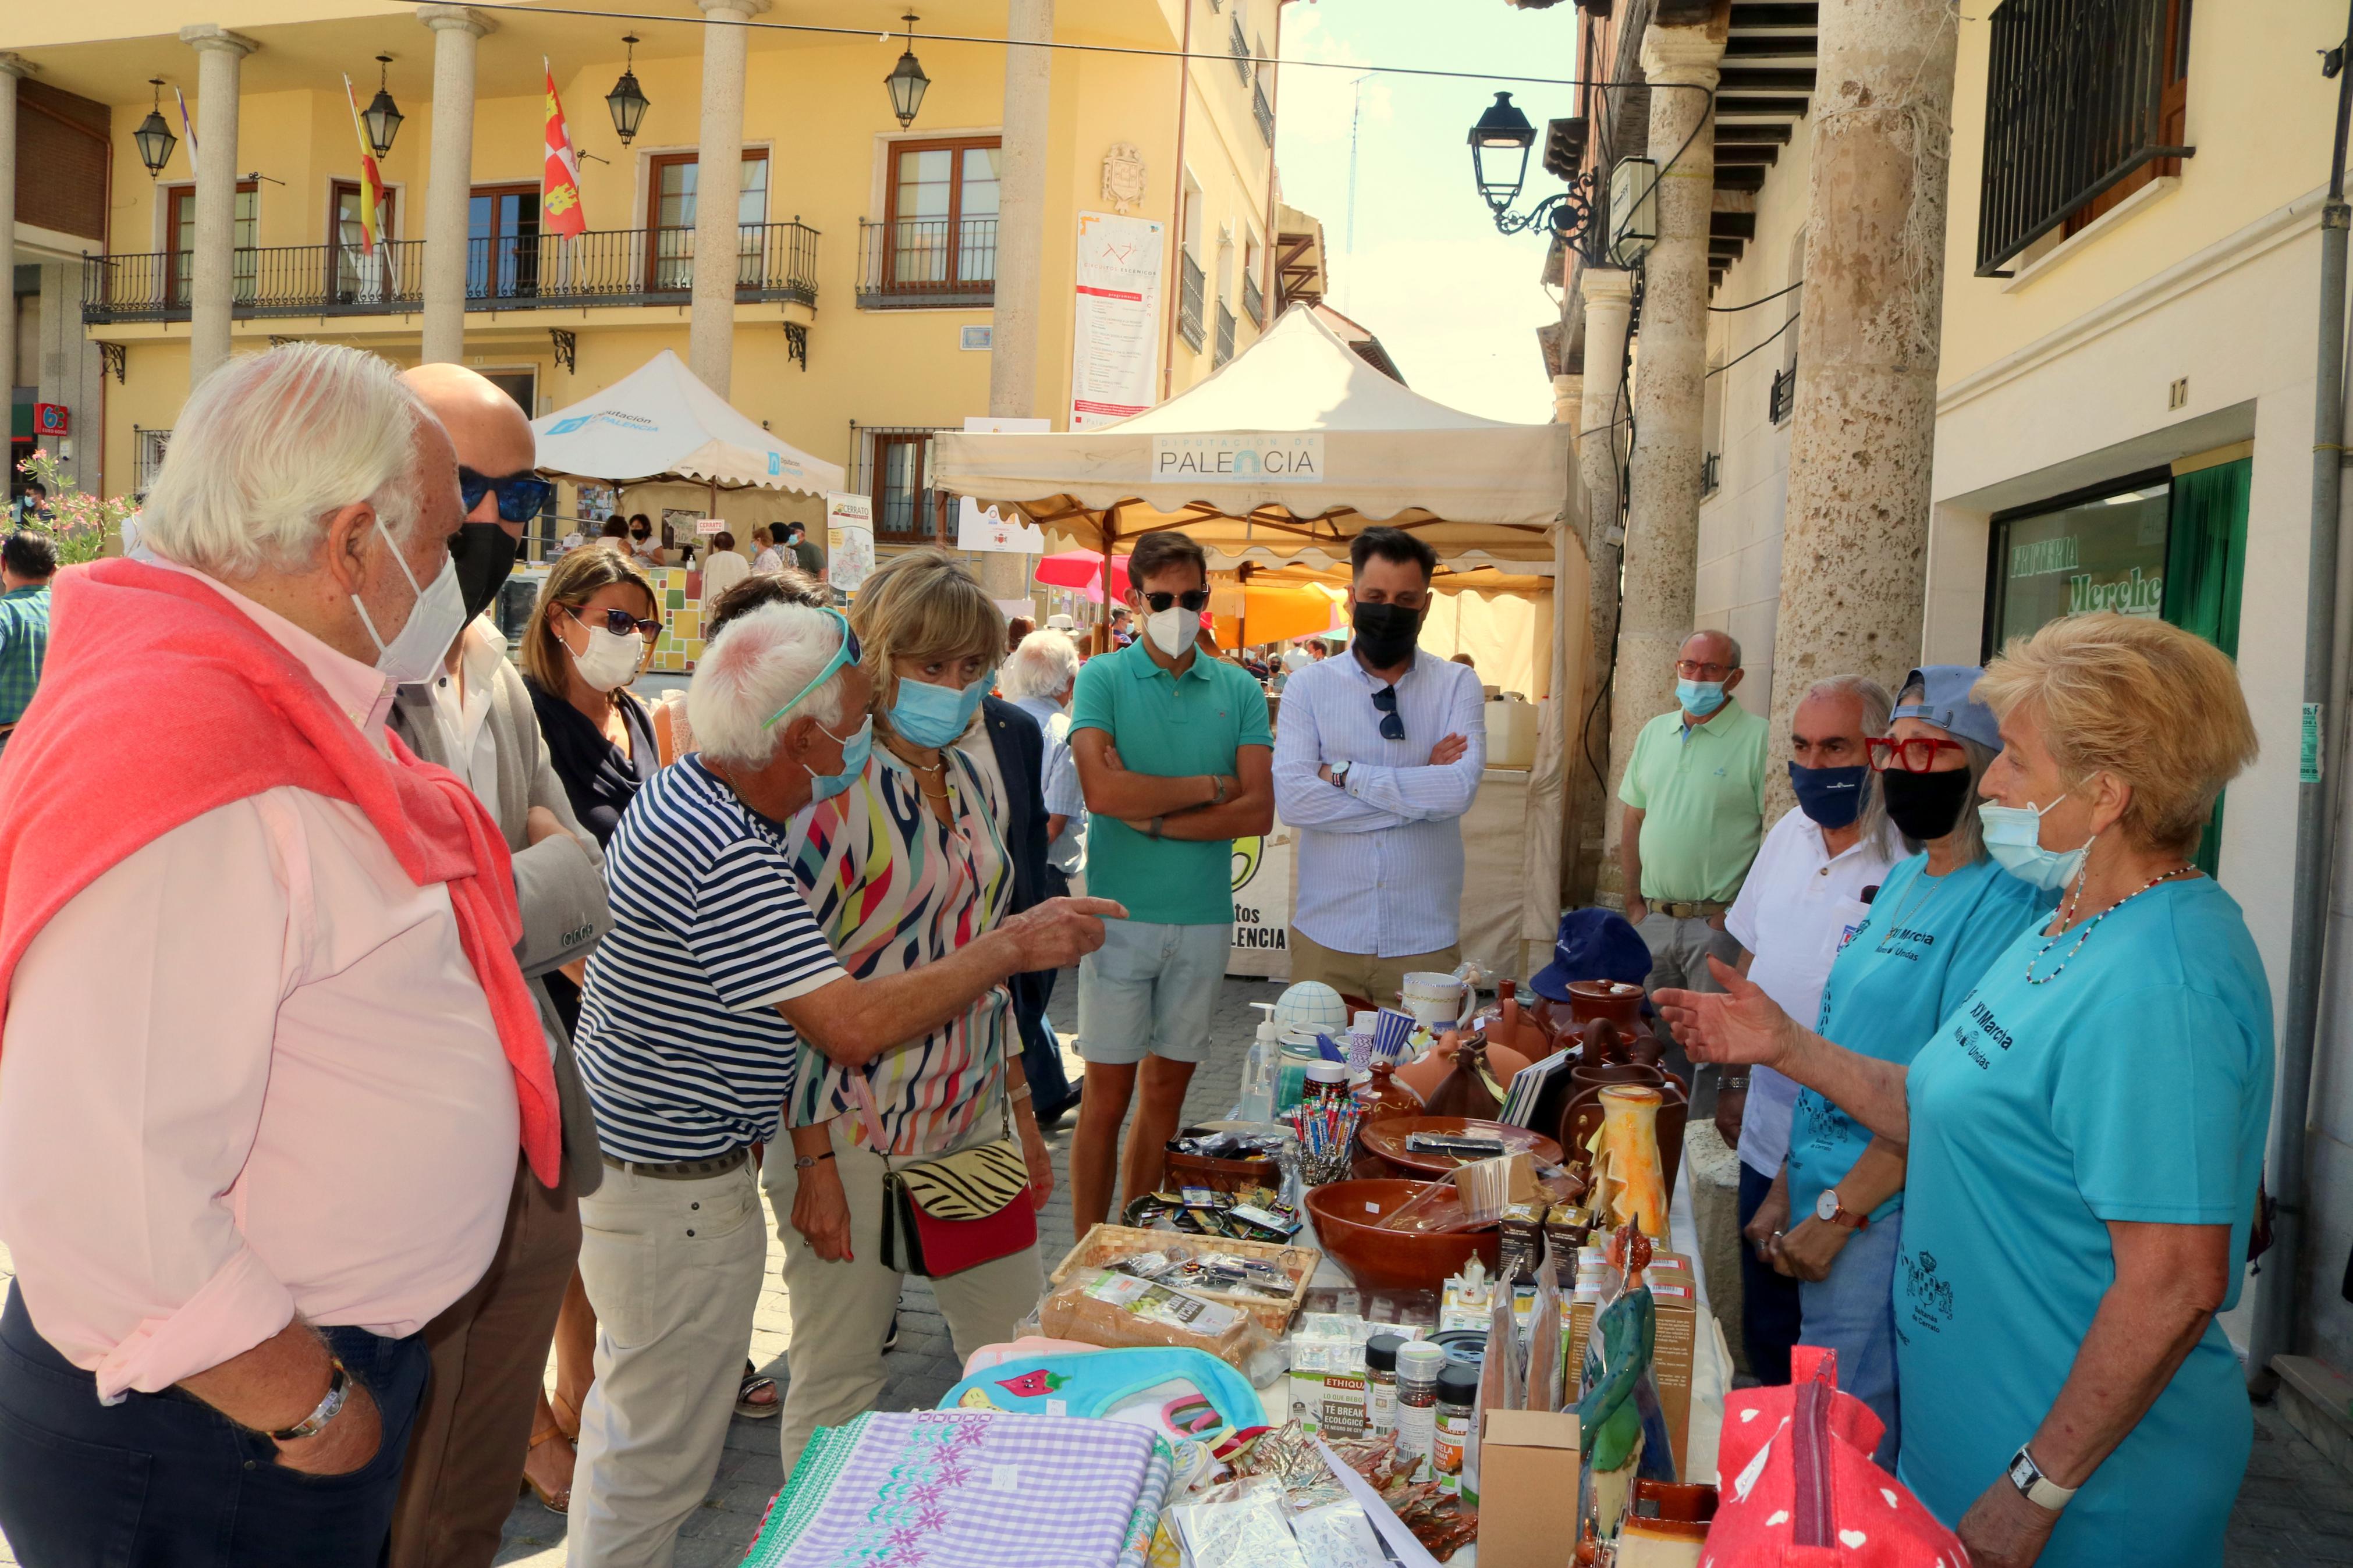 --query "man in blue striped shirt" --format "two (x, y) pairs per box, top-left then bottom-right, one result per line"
(1272, 527), (1487, 1004)
(567, 603), (1120, 1565)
